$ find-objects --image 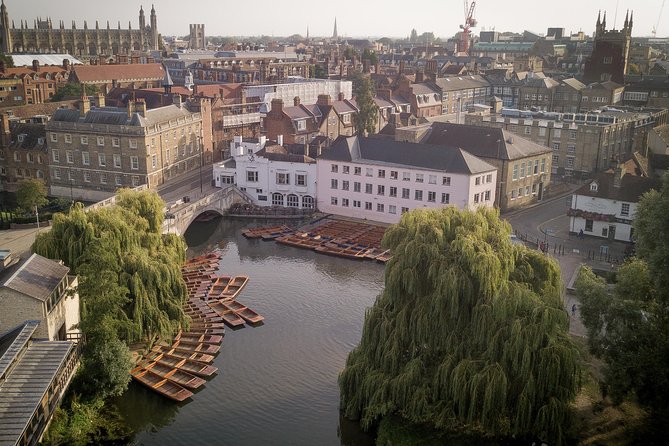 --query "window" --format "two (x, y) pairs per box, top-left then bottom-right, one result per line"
(365, 202), (372, 210)
(569, 131), (576, 140)
(365, 183), (373, 194)
(53, 168), (61, 180)
(553, 142), (560, 151)
(441, 193), (450, 204)
(354, 167), (361, 175)
(525, 186), (530, 196)
(390, 171), (398, 180)
(415, 174), (424, 183)
(520, 162), (526, 178)
(354, 182), (361, 192)
(331, 179), (338, 189)
(13, 152), (20, 162)
(603, 56), (612, 64)
(403, 172), (410, 181)
(131, 176), (140, 187)
(83, 171), (91, 182)
(297, 120), (306, 131)
(303, 196), (314, 208)
(112, 137), (120, 147)
(601, 227), (609, 237)
(621, 203), (630, 216)
(485, 190), (491, 201)
(130, 156), (139, 170)
(415, 190), (423, 201)
(66, 150), (74, 164)
(566, 156), (575, 168)
(98, 153), (106, 167)
(567, 144), (576, 153)
(389, 205), (397, 214)
(402, 188), (410, 199)
(64, 134), (71, 143)
(287, 194), (299, 207)
(343, 114), (351, 124)
(389, 186), (397, 197)
(511, 189), (517, 200)
(36, 169), (43, 179)
(474, 193), (480, 203)
(331, 164), (339, 173)
(428, 191), (436, 202)
(27, 153), (34, 163)
(366, 168), (373, 177)
(80, 136), (88, 145)
(552, 154), (559, 163)
(296, 174), (306, 186)
(272, 193), (284, 206)
(378, 169), (385, 178)
(442, 176), (451, 186)
(129, 139), (137, 149)
(353, 200), (361, 208)
(276, 172), (290, 185)
(512, 164), (518, 180)
(151, 154), (157, 169)
(401, 207), (409, 214)
(166, 149), (170, 164)
(342, 180), (349, 191)
(428, 175), (437, 185)
(82, 151), (90, 165)
(376, 203), (384, 212)
(246, 170), (259, 182)
(97, 136), (104, 146)
(341, 165), (350, 174)
(475, 176), (481, 186)
(524, 126), (531, 135)
(341, 198), (349, 207)
(541, 158), (546, 173)
(585, 219), (593, 232)
(100, 173), (107, 184)
(539, 127), (546, 136)
(113, 154), (121, 168)
(115, 175), (123, 186)
(50, 133), (57, 142)
(377, 185), (385, 195)
(533, 160), (539, 174)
